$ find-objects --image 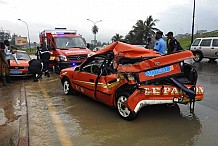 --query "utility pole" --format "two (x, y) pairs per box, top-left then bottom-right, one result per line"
(18, 19), (31, 51)
(191, 0), (196, 45)
(87, 19), (102, 45)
